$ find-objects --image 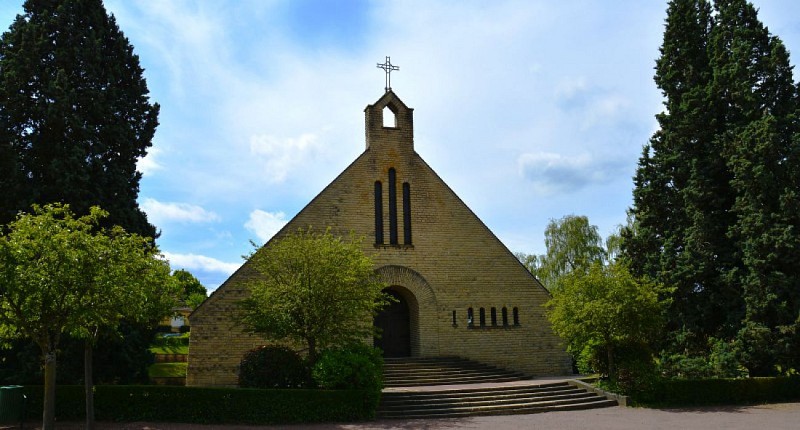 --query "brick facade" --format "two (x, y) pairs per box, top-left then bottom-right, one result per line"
(187, 91), (572, 387)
